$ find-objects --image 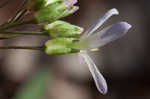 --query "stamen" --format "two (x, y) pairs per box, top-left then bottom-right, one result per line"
(90, 48), (99, 52)
(81, 8), (119, 39)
